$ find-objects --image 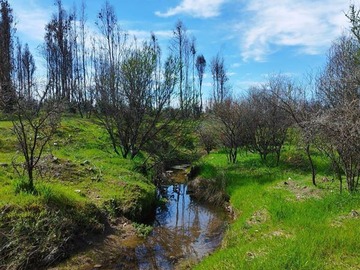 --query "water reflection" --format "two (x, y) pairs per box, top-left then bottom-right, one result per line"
(115, 177), (228, 270)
